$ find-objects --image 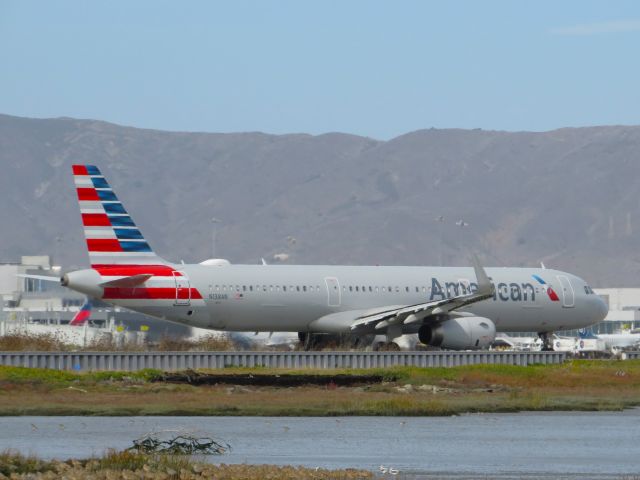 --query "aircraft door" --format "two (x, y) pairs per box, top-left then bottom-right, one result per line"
(173, 271), (191, 306)
(324, 277), (341, 307)
(556, 275), (575, 308)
